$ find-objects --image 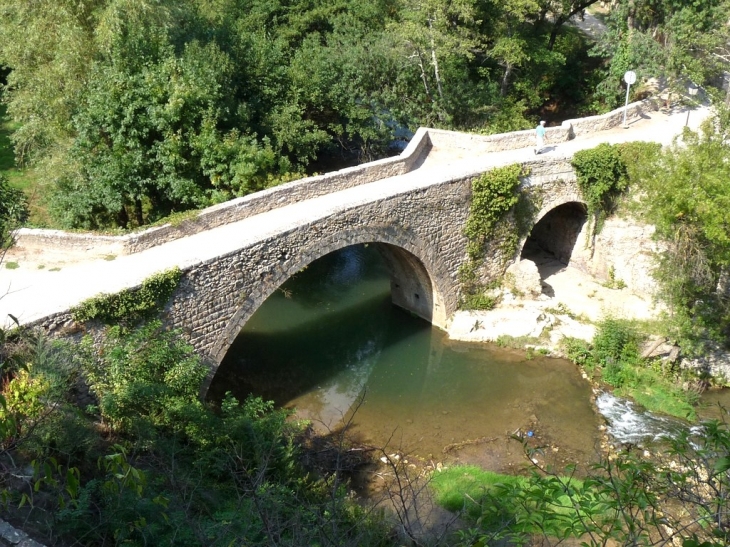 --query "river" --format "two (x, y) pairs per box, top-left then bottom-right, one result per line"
(208, 244), (607, 472)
